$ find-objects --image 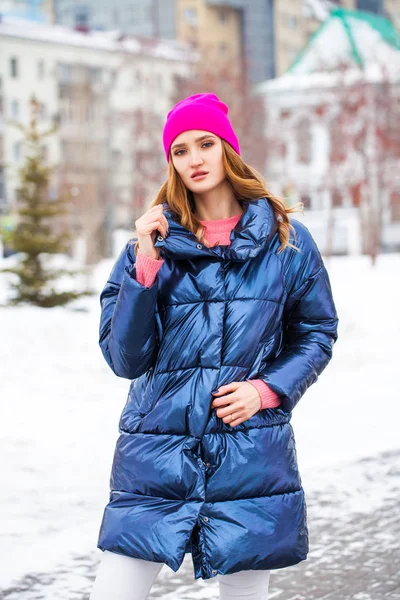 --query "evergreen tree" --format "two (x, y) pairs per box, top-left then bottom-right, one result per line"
(1, 97), (95, 307)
